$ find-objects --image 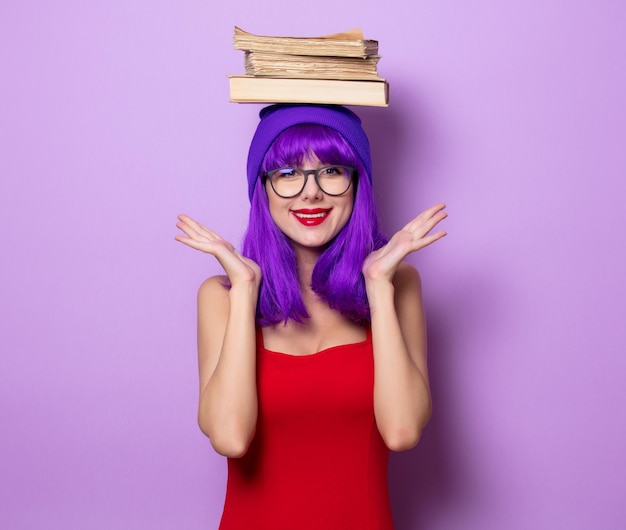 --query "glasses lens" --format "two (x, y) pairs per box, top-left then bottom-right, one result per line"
(269, 168), (305, 197)
(317, 166), (353, 195)
(267, 166), (354, 197)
